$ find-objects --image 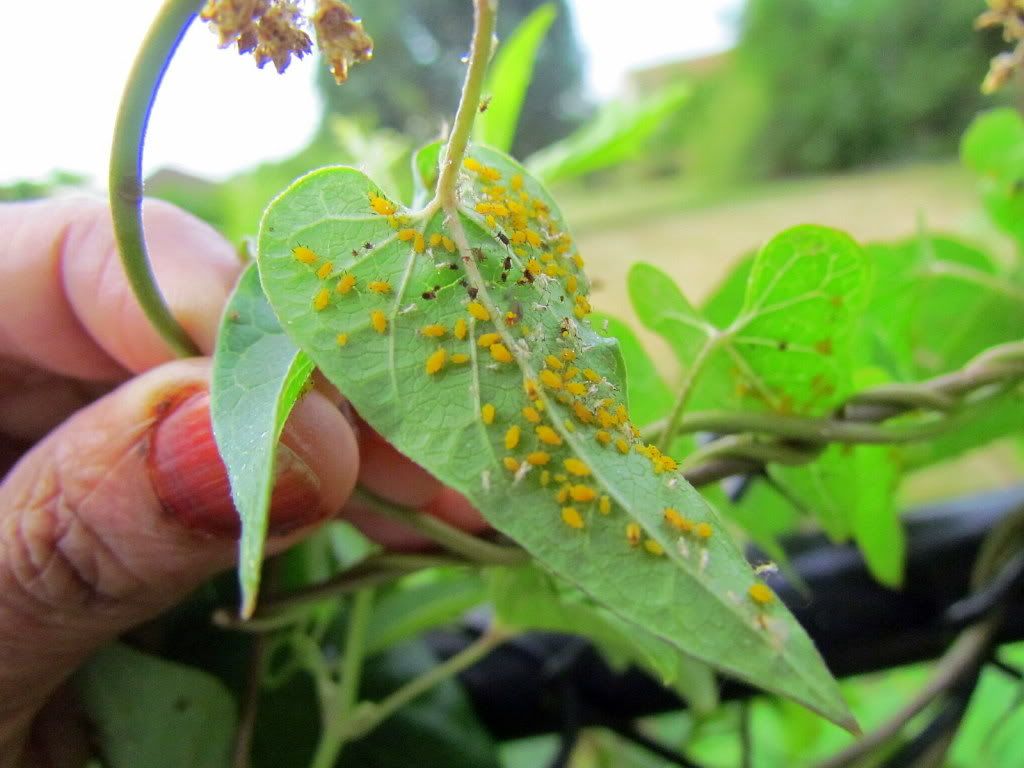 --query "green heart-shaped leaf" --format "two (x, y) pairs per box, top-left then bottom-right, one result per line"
(256, 146), (854, 729)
